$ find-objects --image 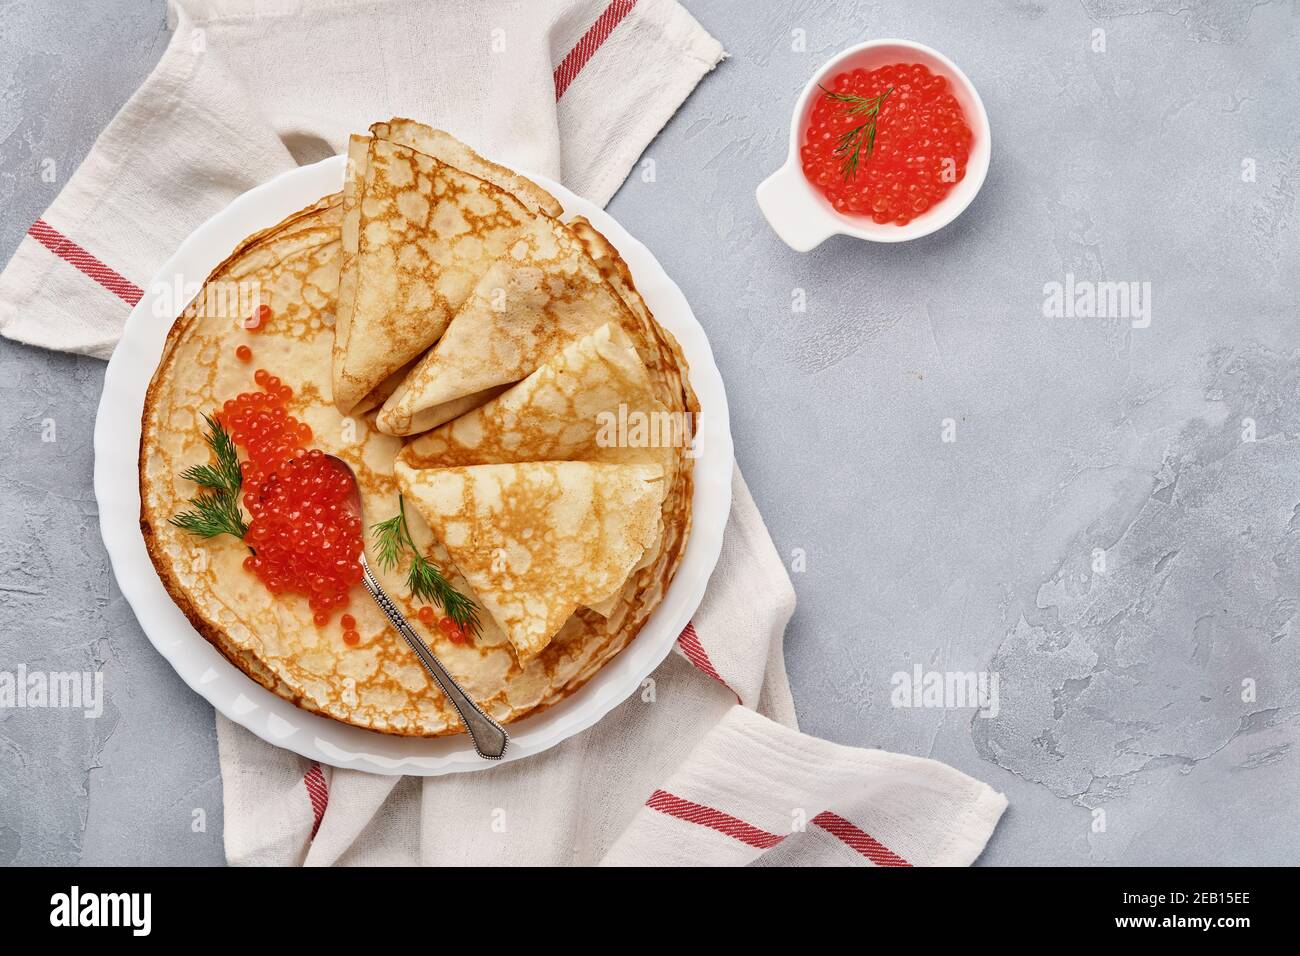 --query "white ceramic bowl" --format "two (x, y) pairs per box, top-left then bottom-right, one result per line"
(756, 39), (991, 251)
